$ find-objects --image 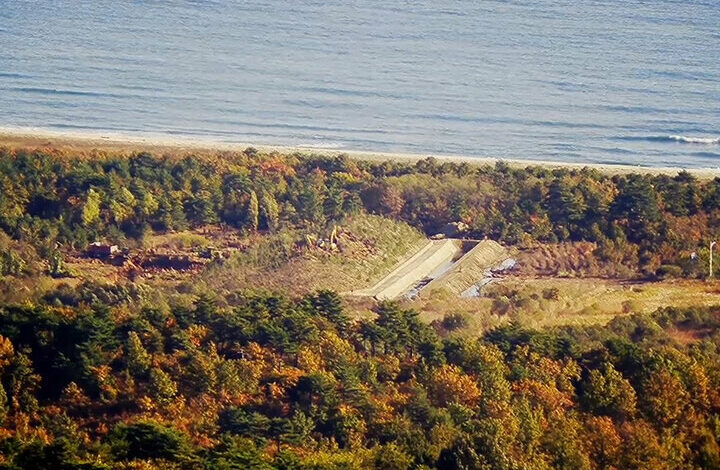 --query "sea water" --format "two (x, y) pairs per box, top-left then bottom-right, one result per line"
(0, 0), (718, 168)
